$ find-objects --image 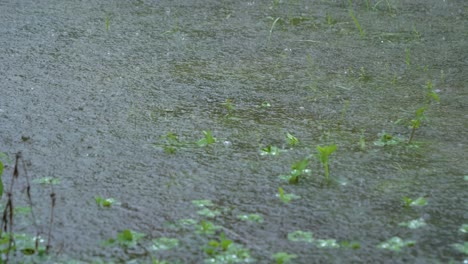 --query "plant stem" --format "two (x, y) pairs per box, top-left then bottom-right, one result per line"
(324, 162), (329, 181)
(408, 126), (416, 144)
